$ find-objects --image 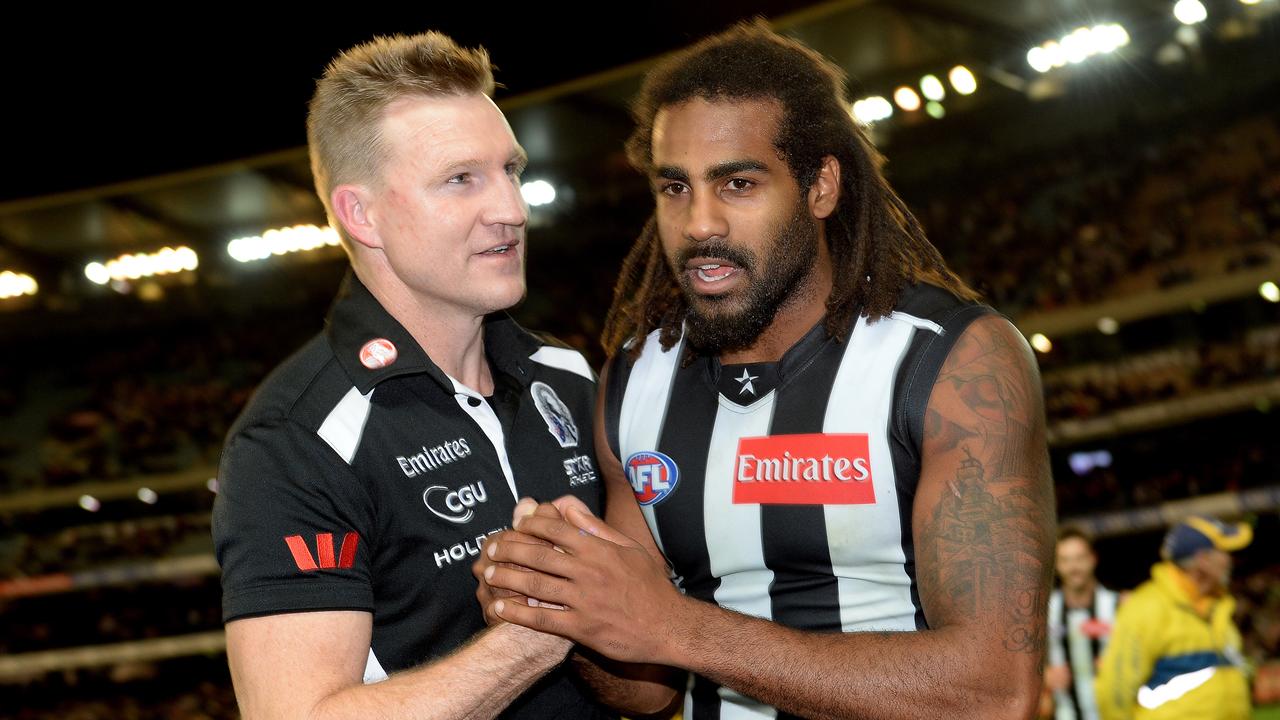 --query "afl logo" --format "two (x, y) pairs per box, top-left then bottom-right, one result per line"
(625, 451), (679, 506)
